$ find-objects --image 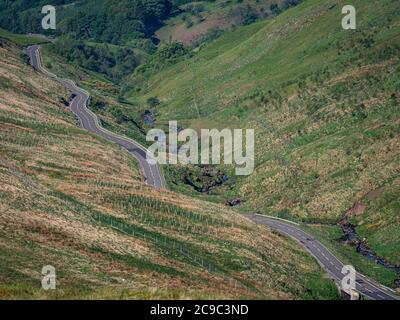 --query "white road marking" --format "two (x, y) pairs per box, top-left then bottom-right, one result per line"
(249, 213), (400, 300)
(30, 46), (165, 189)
